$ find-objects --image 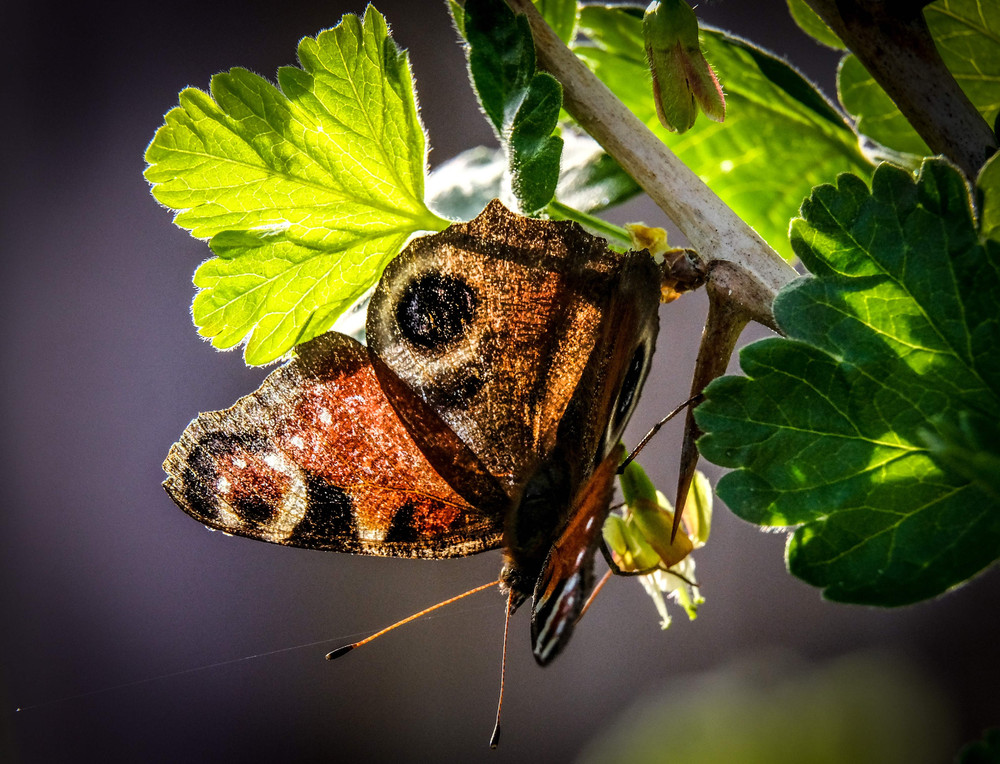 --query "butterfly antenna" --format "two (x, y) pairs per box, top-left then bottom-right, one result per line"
(577, 569), (613, 624)
(489, 588), (515, 749)
(619, 393), (704, 475)
(326, 579), (499, 660)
